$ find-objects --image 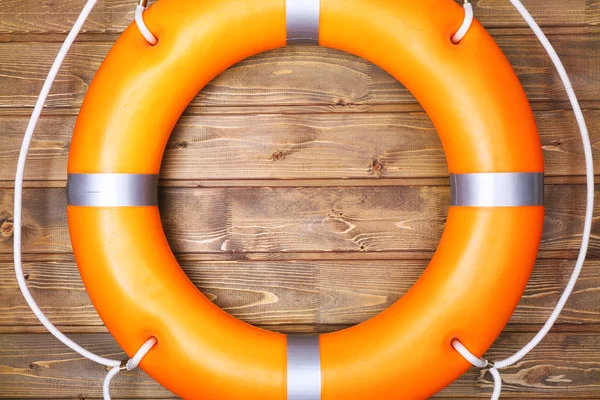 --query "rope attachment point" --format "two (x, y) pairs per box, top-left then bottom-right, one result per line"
(135, 0), (158, 45)
(103, 337), (158, 400)
(452, 339), (502, 400)
(451, 339), (489, 369)
(452, 0), (474, 44)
